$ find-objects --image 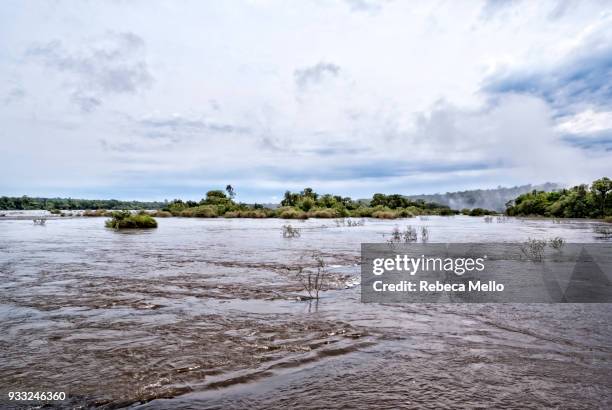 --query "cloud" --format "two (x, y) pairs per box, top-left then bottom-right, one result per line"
(294, 62), (341, 89)
(3, 87), (25, 105)
(556, 109), (612, 134)
(344, 0), (385, 14)
(480, 0), (520, 19)
(71, 92), (102, 113)
(561, 131), (612, 151)
(408, 95), (608, 185)
(483, 14), (612, 114)
(139, 115), (251, 135)
(2, 1), (611, 201)
(27, 32), (153, 111)
(548, 0), (574, 19)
